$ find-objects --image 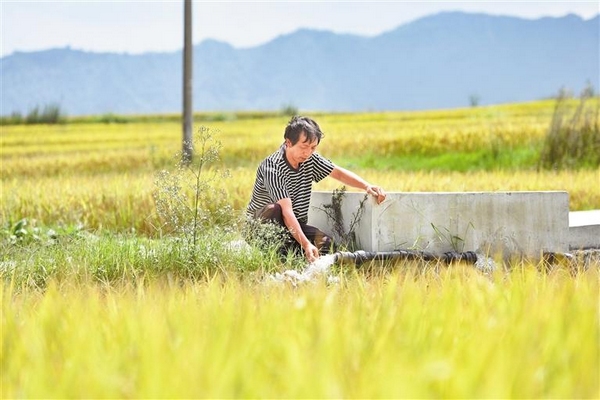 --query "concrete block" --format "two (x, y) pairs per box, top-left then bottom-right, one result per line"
(308, 191), (570, 258)
(569, 210), (600, 250)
